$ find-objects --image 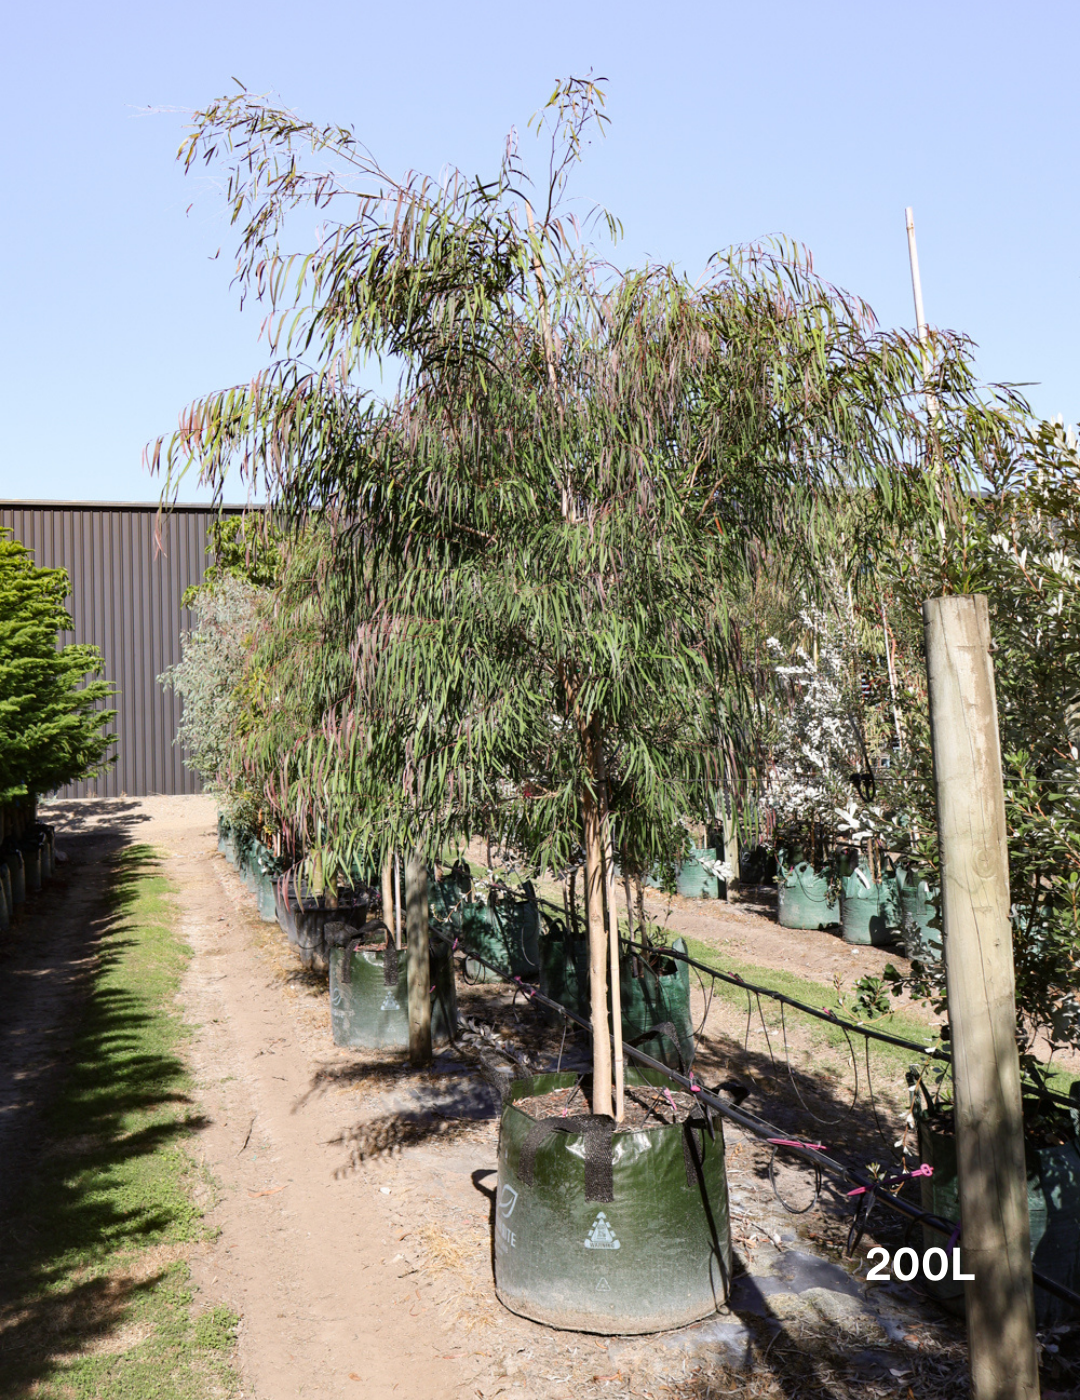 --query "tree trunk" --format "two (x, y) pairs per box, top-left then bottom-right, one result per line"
(721, 798), (740, 900)
(581, 786), (613, 1119)
(405, 853), (432, 1066)
(594, 725), (625, 1123)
